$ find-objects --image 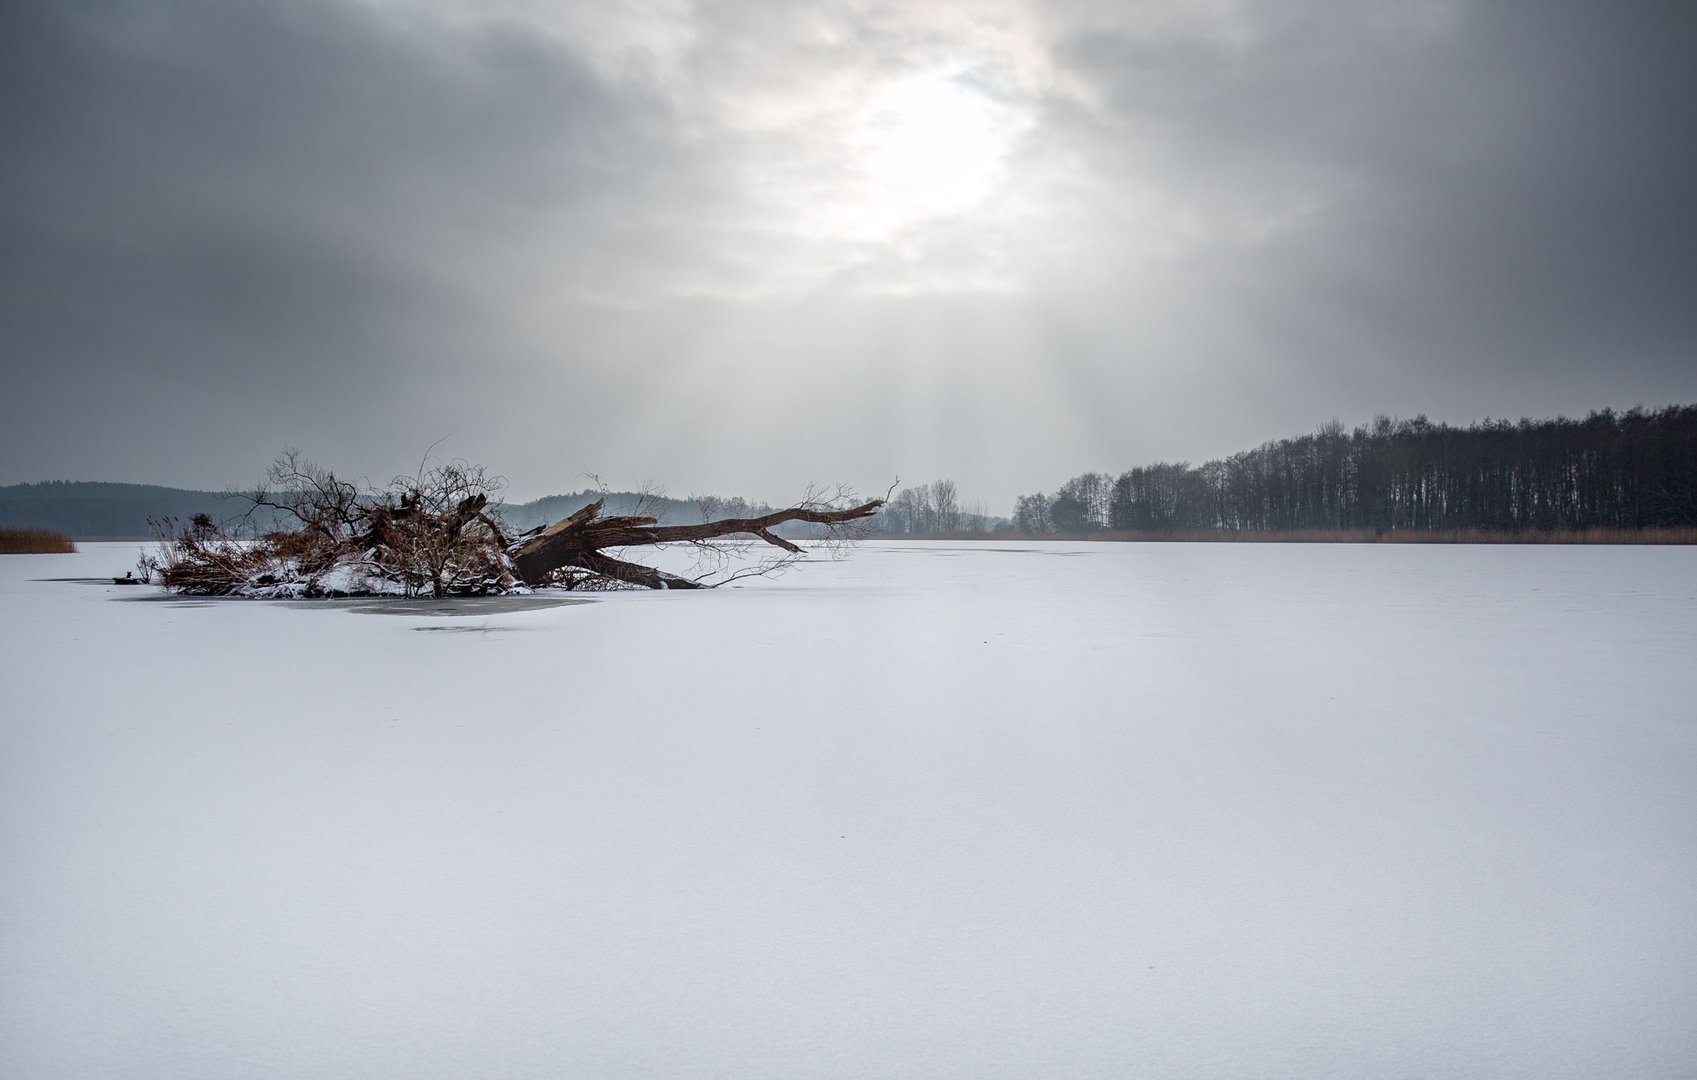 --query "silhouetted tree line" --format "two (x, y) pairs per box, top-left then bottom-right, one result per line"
(873, 479), (1008, 534)
(1014, 405), (1697, 534)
